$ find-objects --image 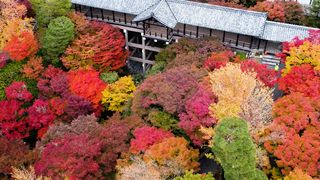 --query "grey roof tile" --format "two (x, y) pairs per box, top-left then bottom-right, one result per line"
(262, 21), (318, 42)
(71, 0), (318, 42)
